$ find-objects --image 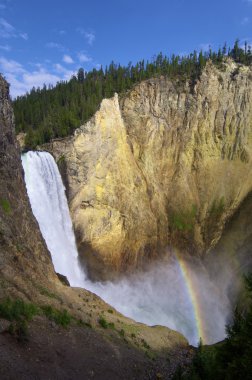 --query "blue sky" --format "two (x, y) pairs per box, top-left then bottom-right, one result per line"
(0, 0), (251, 98)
